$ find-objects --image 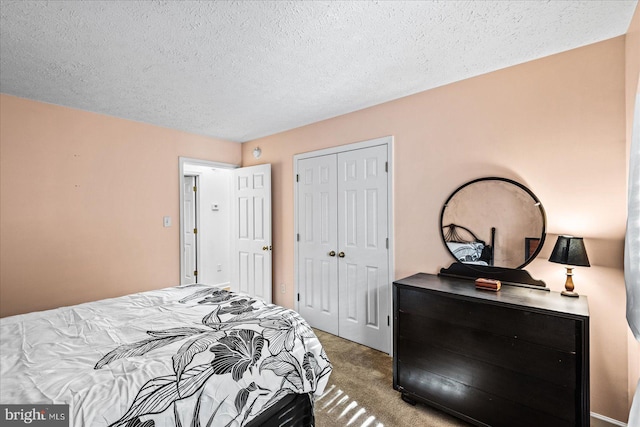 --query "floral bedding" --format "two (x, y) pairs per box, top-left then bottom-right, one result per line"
(0, 285), (331, 426)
